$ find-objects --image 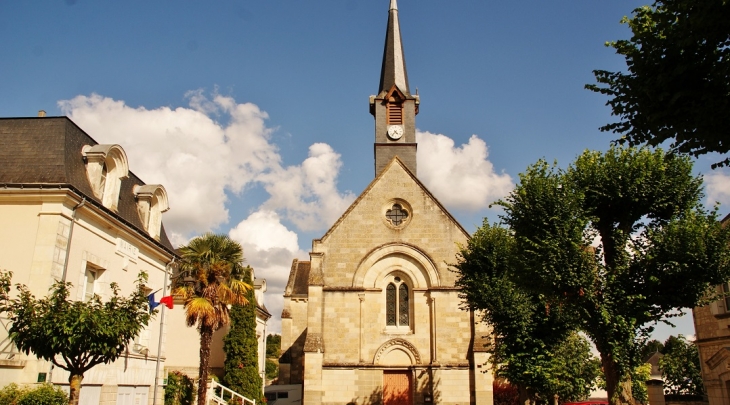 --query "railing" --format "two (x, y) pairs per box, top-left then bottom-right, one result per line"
(207, 380), (255, 405)
(0, 317), (20, 360)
